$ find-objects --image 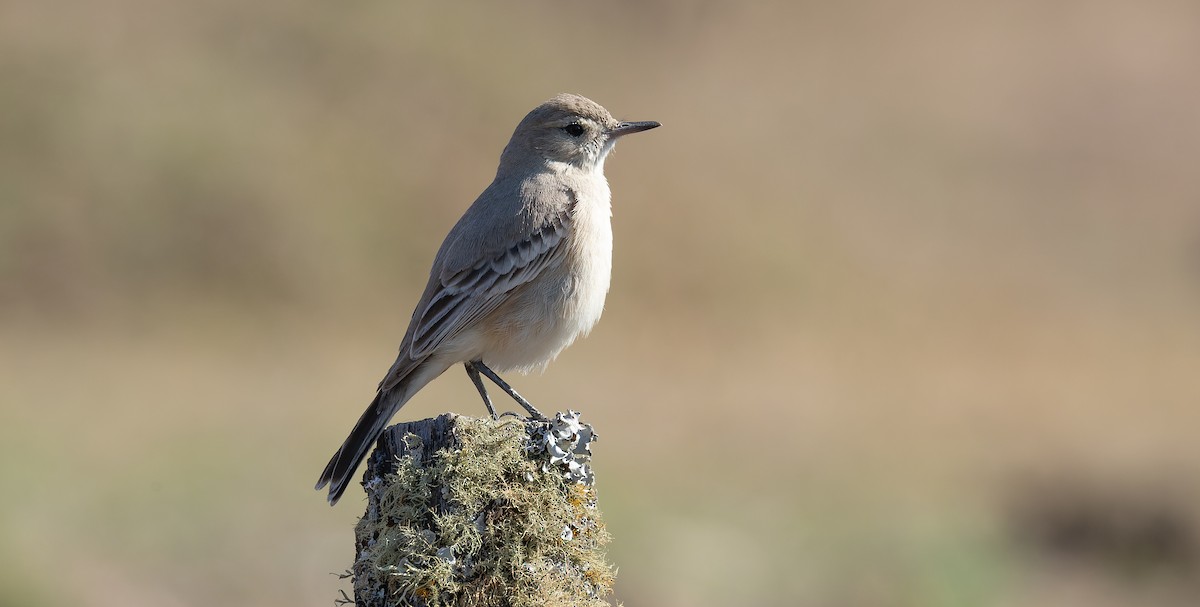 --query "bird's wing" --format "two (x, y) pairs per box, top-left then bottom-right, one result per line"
(406, 208), (573, 361)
